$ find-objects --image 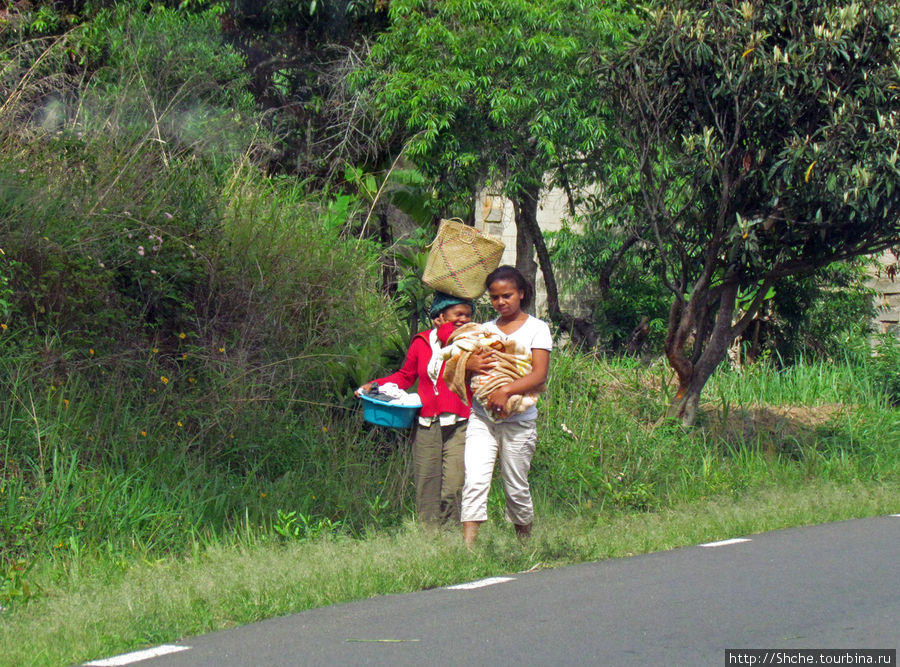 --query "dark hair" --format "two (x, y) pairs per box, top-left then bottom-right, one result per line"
(485, 265), (533, 309)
